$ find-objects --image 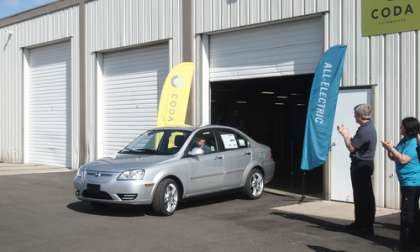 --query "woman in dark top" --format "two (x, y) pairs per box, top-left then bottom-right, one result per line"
(382, 117), (420, 251)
